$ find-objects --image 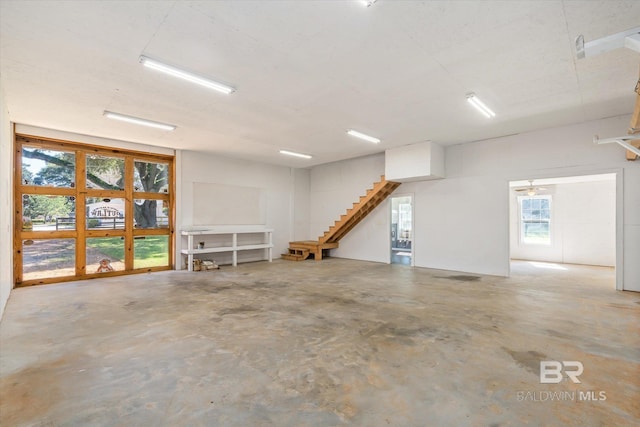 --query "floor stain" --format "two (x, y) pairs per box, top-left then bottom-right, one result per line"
(504, 348), (547, 375)
(304, 293), (359, 306)
(217, 305), (260, 316)
(545, 329), (570, 339)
